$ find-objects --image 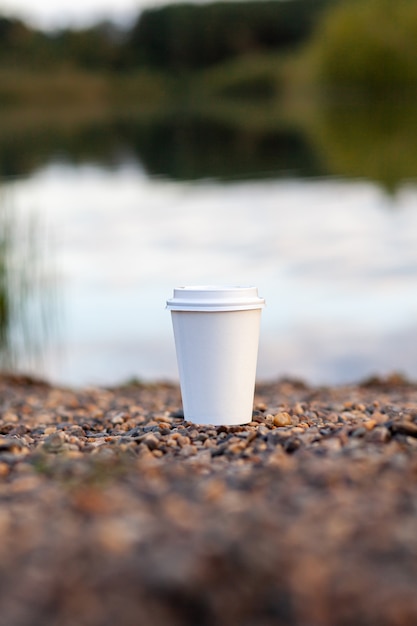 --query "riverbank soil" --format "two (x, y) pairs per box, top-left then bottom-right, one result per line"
(0, 373), (416, 626)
